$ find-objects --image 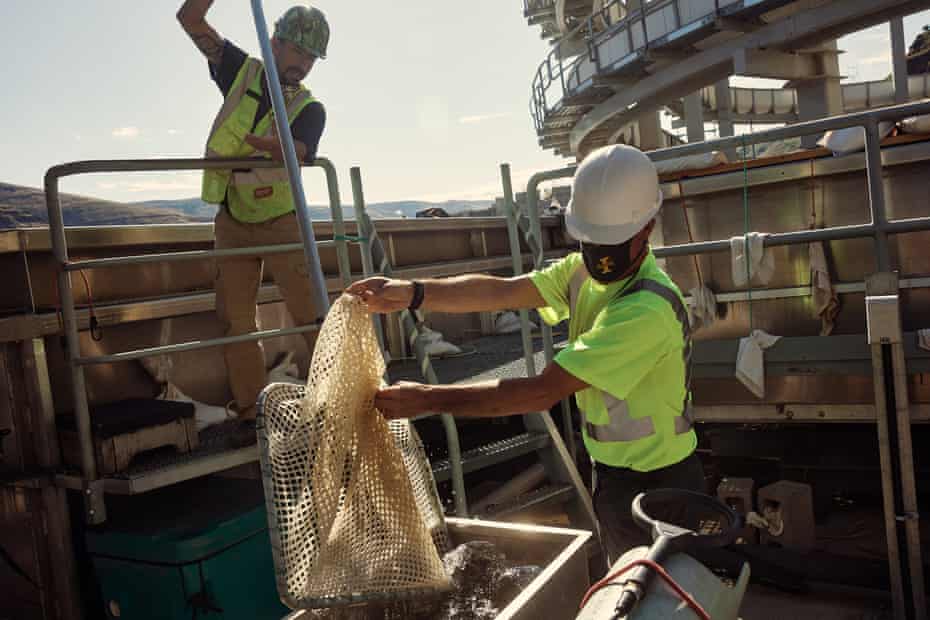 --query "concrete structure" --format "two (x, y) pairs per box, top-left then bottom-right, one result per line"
(664, 72), (930, 125)
(524, 0), (928, 157)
